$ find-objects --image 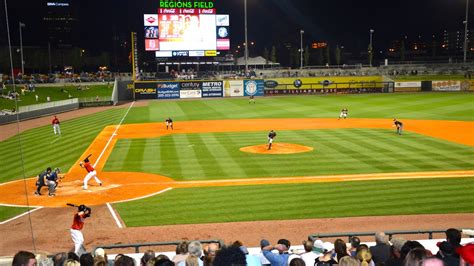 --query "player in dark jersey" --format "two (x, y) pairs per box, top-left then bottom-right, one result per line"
(165, 117), (173, 130)
(393, 119), (403, 135)
(268, 130), (277, 150)
(34, 167), (52, 196)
